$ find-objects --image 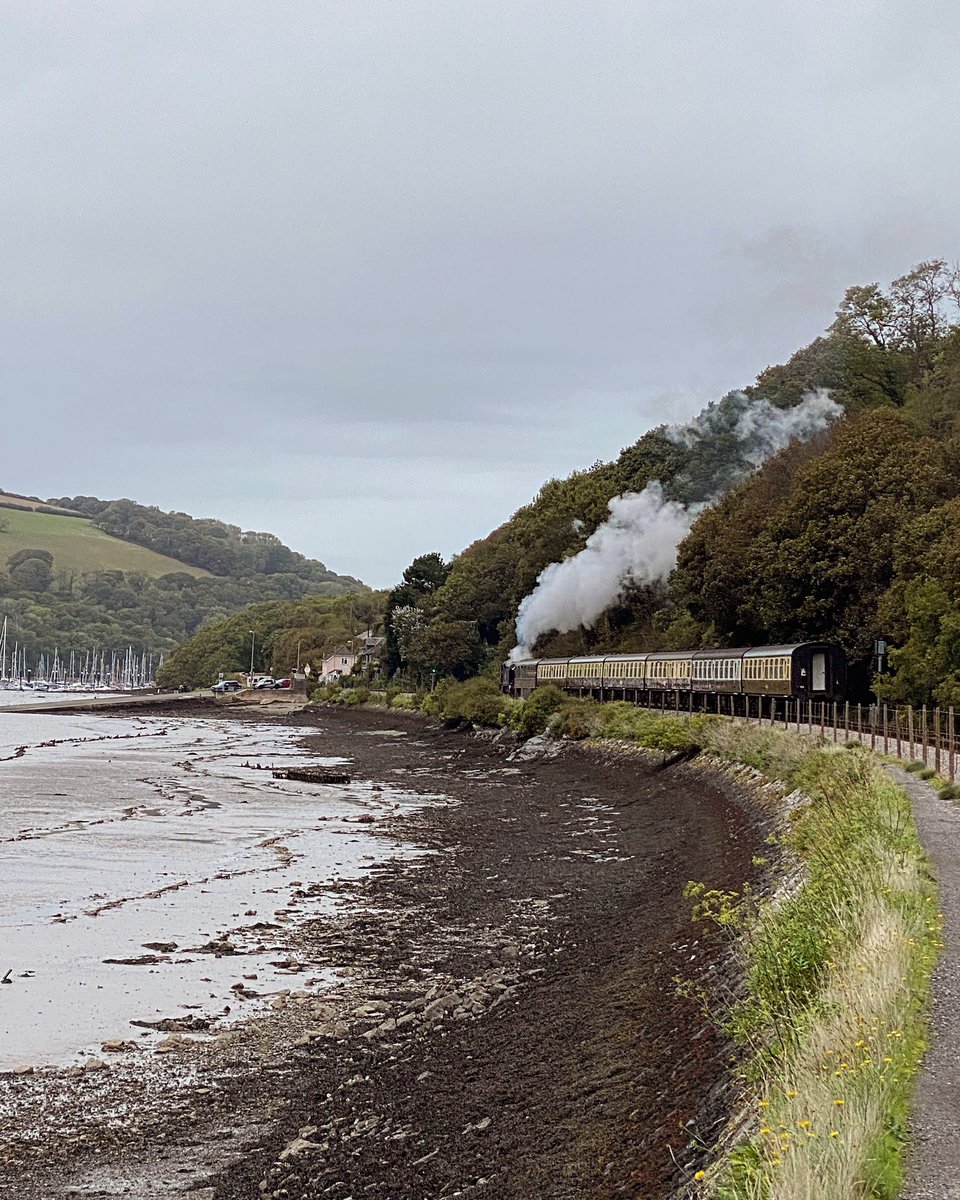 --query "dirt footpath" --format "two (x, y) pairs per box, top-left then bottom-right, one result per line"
(5, 705), (763, 1200)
